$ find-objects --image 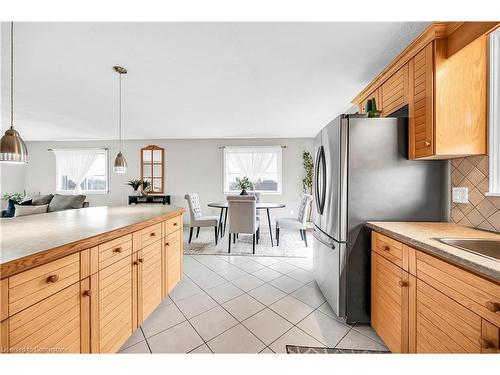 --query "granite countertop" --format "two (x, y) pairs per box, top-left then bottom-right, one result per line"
(366, 221), (500, 281)
(0, 205), (184, 267)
